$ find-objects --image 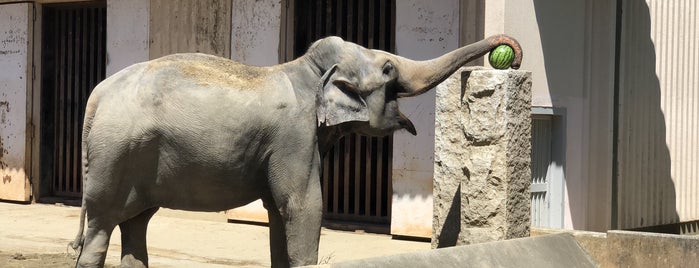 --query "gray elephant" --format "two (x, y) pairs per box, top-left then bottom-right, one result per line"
(70, 34), (521, 268)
